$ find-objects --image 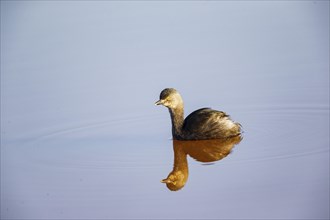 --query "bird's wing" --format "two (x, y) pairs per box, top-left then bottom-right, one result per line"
(183, 108), (230, 139)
